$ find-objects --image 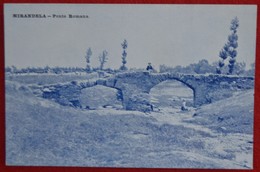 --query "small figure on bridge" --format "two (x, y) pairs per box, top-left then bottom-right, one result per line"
(146, 62), (154, 72)
(181, 99), (188, 111)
